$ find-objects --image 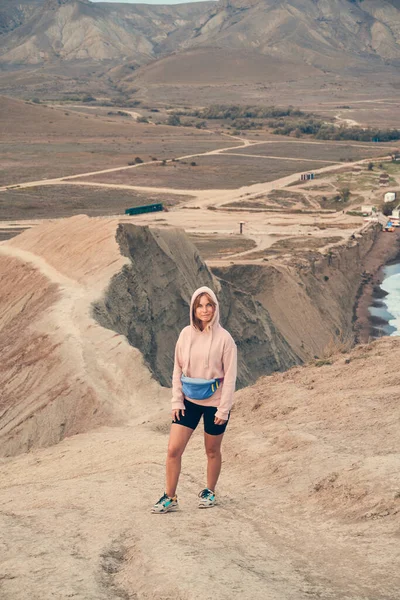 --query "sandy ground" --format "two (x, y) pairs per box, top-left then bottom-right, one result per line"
(0, 336), (399, 600)
(0, 216), (169, 456)
(0, 215), (399, 599)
